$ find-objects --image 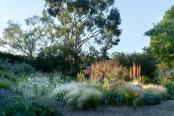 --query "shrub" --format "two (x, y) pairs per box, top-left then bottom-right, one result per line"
(12, 63), (36, 76)
(0, 58), (12, 72)
(0, 79), (12, 90)
(0, 89), (12, 99)
(15, 77), (53, 99)
(158, 76), (174, 96)
(0, 70), (17, 82)
(0, 102), (62, 116)
(143, 89), (162, 105)
(90, 60), (129, 81)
